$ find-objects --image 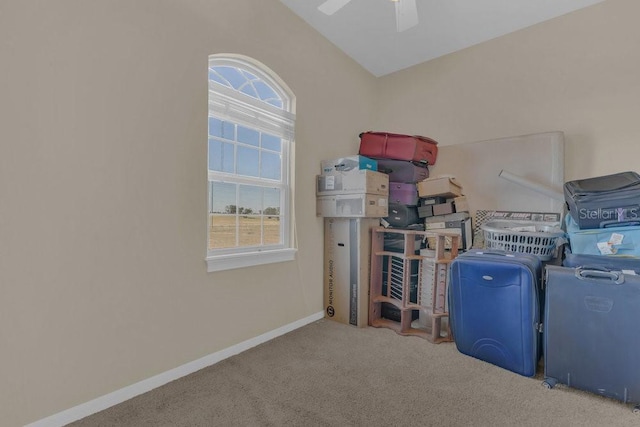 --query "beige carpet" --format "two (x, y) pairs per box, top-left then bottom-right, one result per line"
(70, 319), (638, 426)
